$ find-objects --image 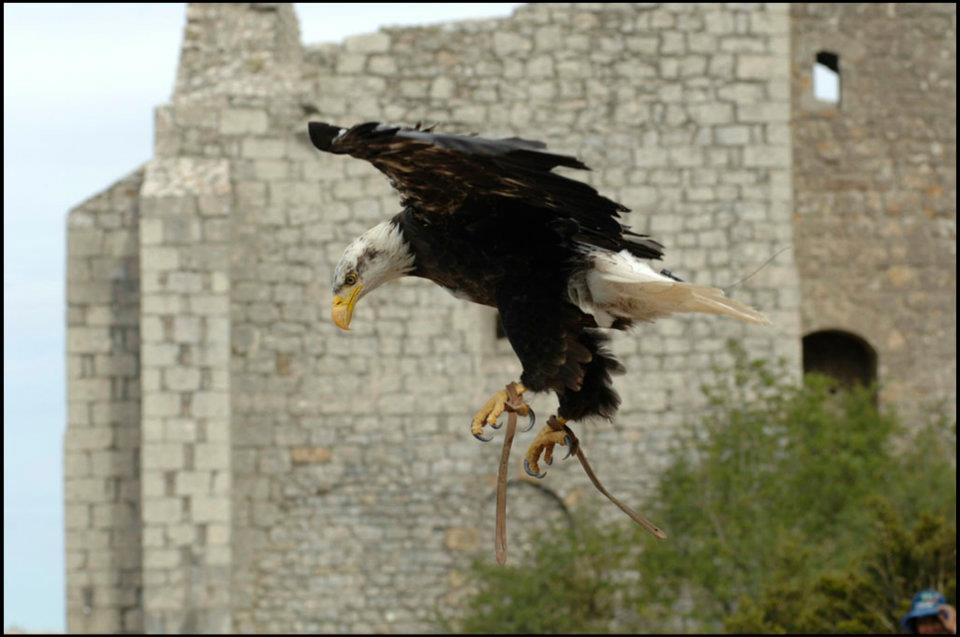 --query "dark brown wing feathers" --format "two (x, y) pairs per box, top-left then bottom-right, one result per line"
(308, 121), (664, 260)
